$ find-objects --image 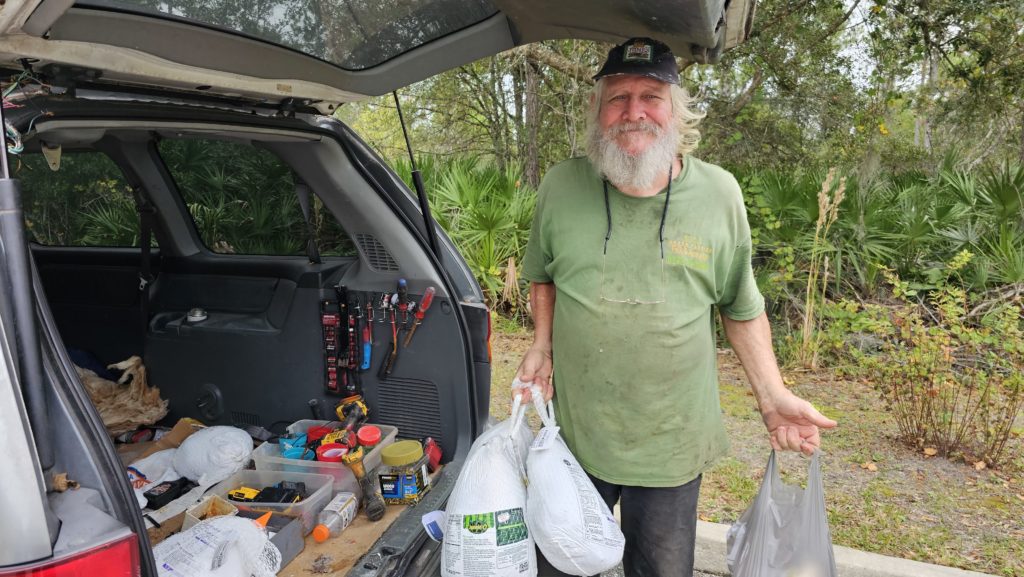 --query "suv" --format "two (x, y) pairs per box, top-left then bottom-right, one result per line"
(0, 1), (755, 576)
